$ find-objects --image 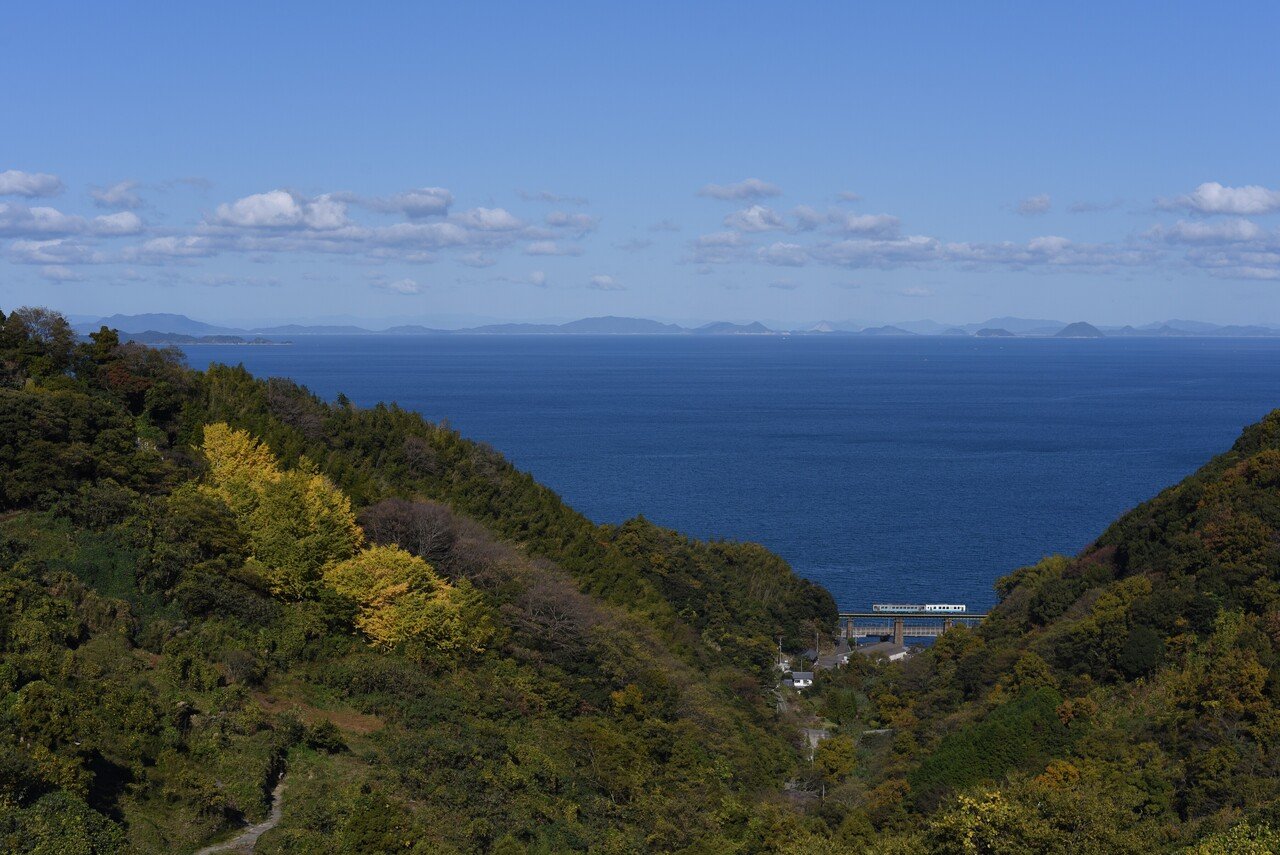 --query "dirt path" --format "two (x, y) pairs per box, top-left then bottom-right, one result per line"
(193, 776), (286, 855)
